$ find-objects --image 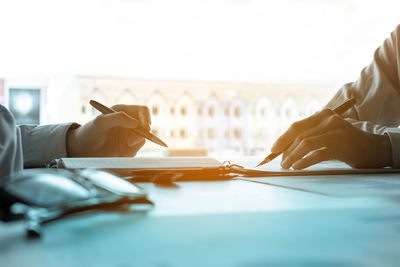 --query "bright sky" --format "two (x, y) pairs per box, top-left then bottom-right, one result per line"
(0, 0), (399, 86)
